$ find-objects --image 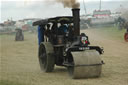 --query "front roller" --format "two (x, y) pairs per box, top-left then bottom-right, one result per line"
(39, 42), (55, 72)
(68, 50), (102, 79)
